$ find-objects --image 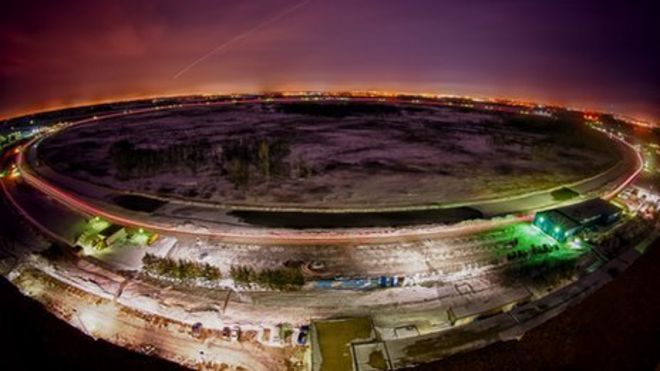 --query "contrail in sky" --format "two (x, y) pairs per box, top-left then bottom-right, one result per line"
(173, 0), (311, 79)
